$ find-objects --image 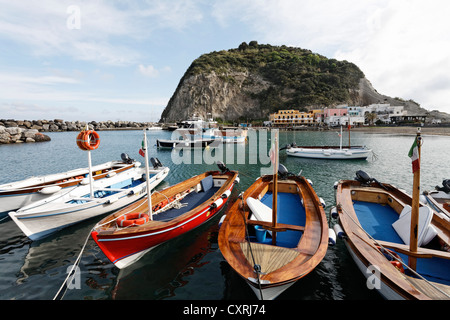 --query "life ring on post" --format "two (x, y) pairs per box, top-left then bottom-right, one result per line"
(76, 130), (100, 151)
(116, 213), (149, 228)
